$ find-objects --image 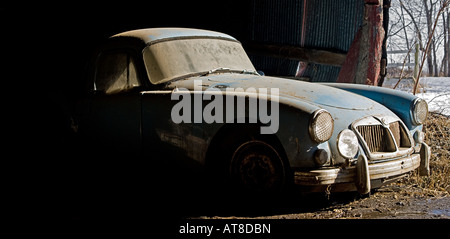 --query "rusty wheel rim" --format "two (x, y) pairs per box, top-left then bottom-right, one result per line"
(230, 140), (285, 193)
